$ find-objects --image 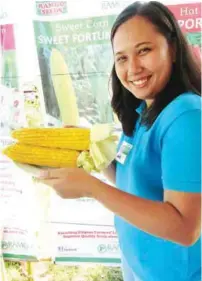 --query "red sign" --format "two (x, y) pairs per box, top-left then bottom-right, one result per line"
(0, 24), (15, 50)
(168, 3), (201, 33)
(36, 1), (67, 16)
